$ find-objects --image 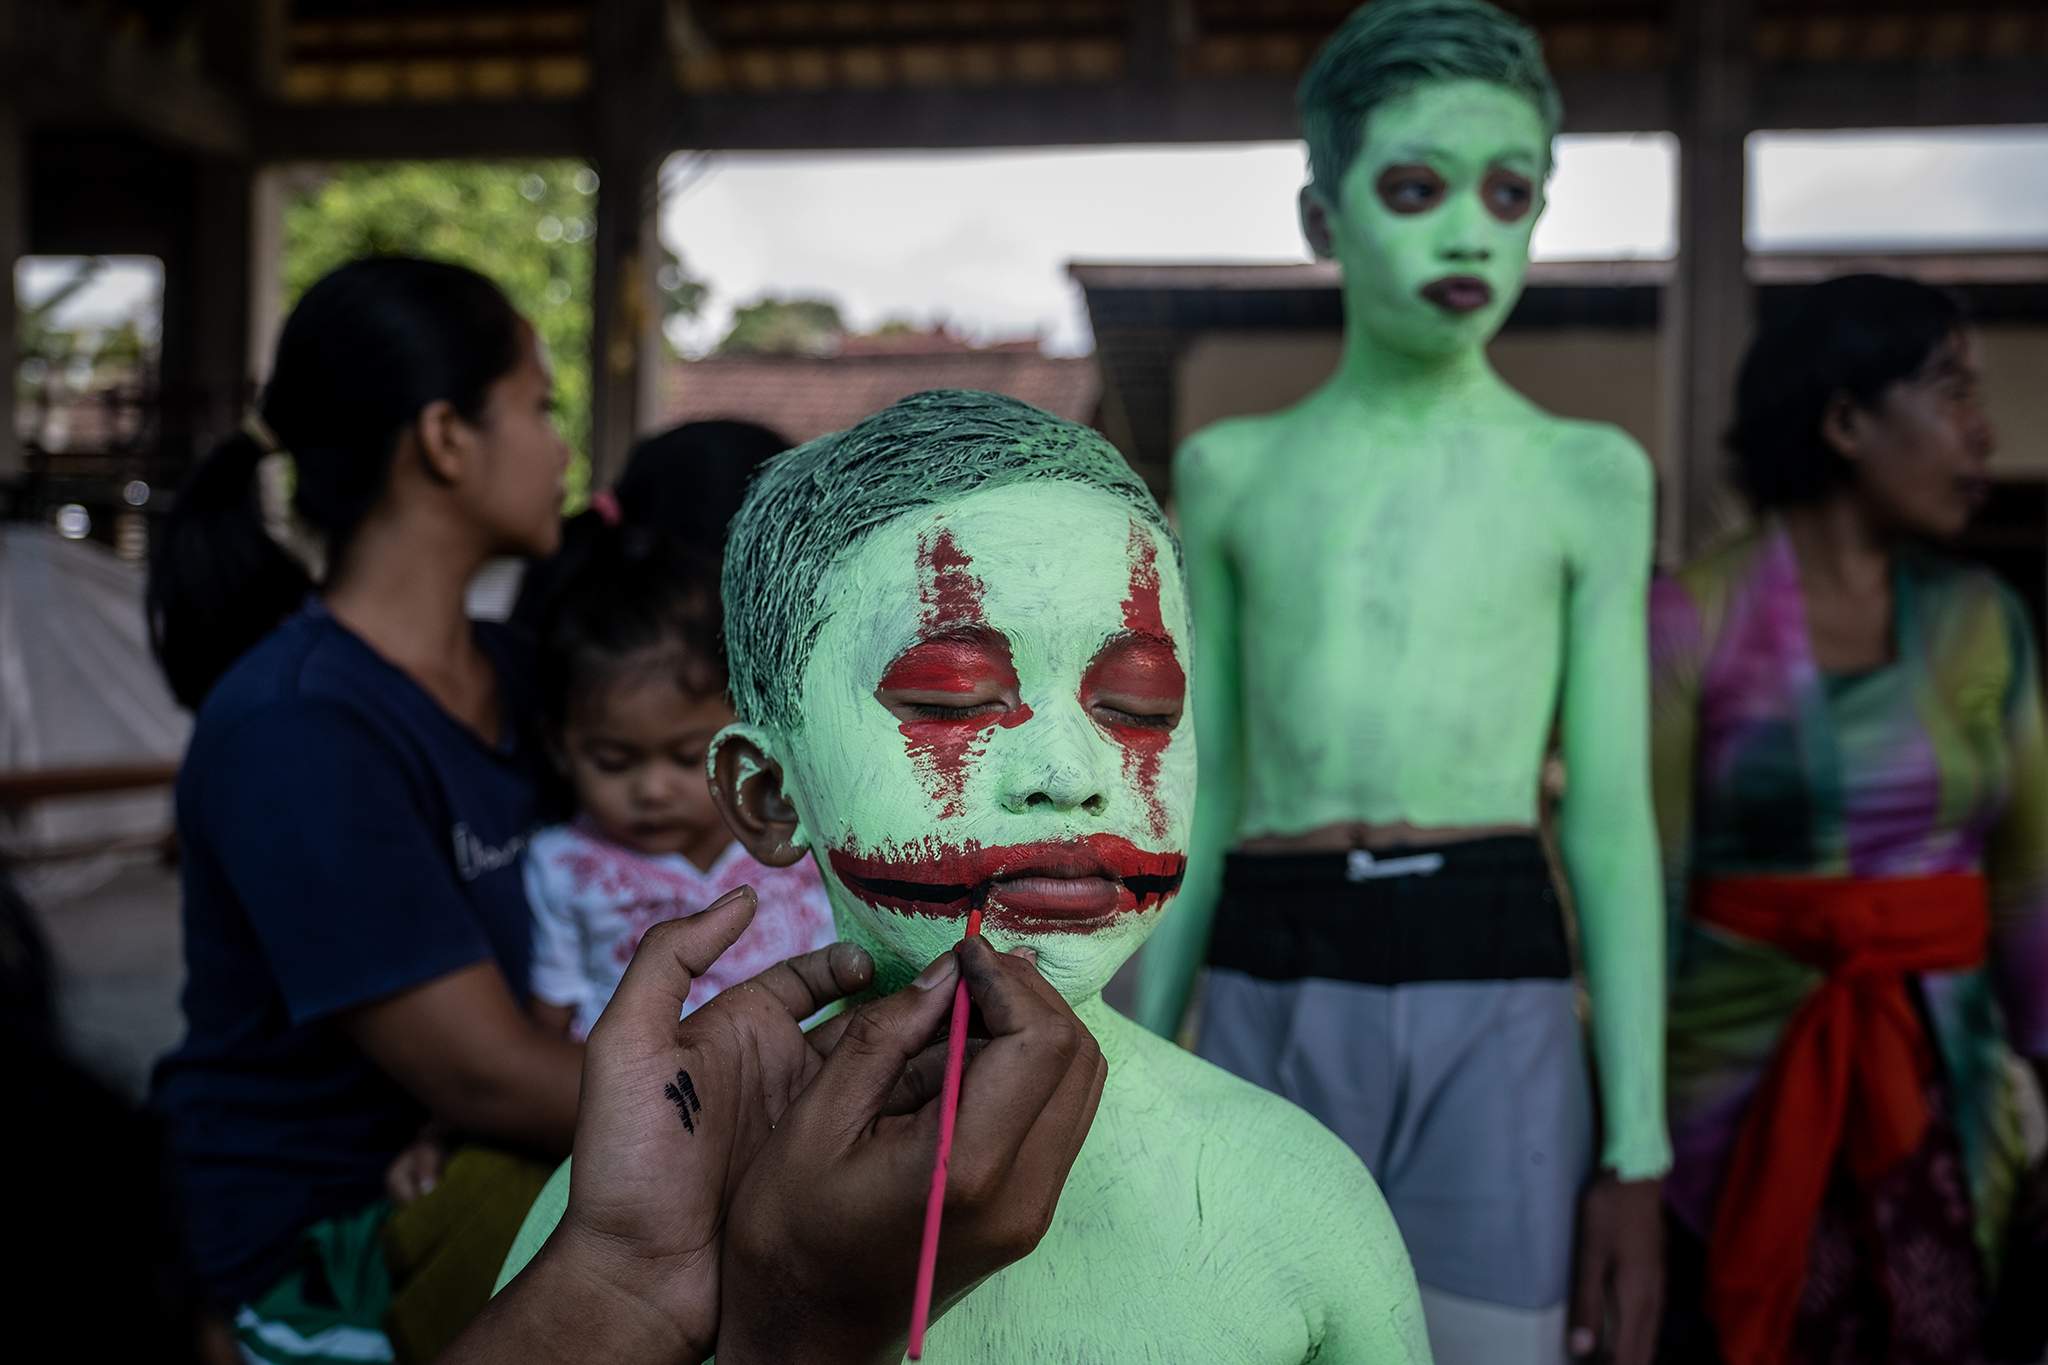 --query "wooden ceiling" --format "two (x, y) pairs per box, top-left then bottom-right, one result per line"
(264, 1), (2047, 109)
(15, 2), (2044, 163)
